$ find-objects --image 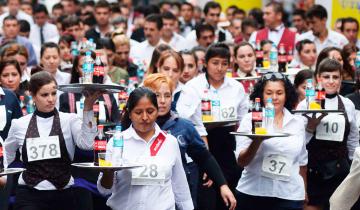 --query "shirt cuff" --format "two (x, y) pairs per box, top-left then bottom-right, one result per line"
(97, 173), (113, 196)
(176, 199), (194, 210)
(82, 111), (97, 131)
